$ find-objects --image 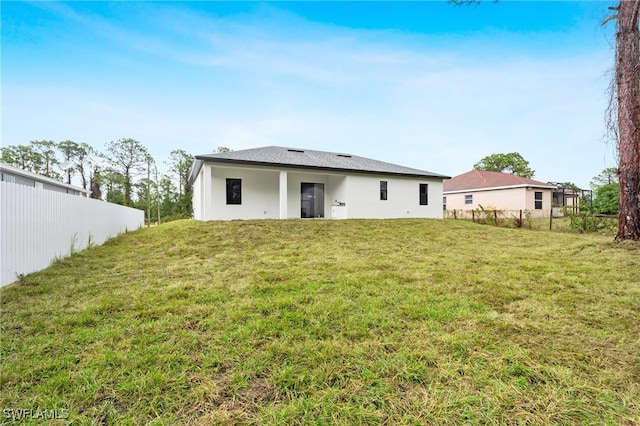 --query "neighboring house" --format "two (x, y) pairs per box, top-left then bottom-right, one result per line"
(443, 170), (555, 215)
(548, 182), (592, 217)
(0, 162), (90, 197)
(188, 146), (449, 220)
